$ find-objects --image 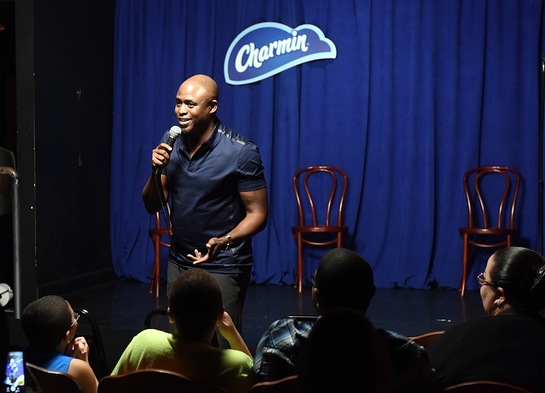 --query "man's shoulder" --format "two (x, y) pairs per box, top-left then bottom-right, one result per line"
(130, 328), (171, 345)
(255, 317), (315, 356)
(254, 317), (315, 381)
(222, 348), (254, 365)
(216, 122), (254, 147)
(260, 317), (315, 346)
(379, 329), (425, 356)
